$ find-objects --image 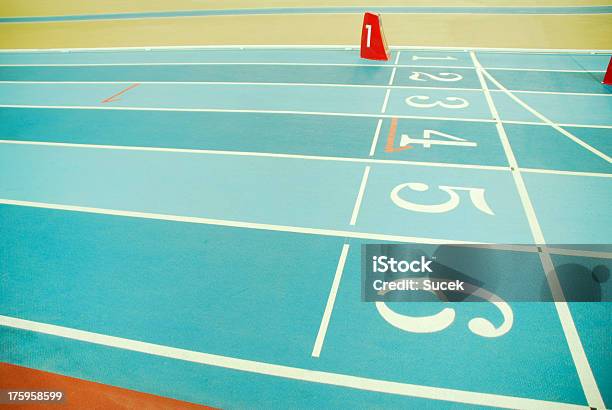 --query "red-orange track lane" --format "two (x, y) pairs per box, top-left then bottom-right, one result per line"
(0, 362), (218, 409)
